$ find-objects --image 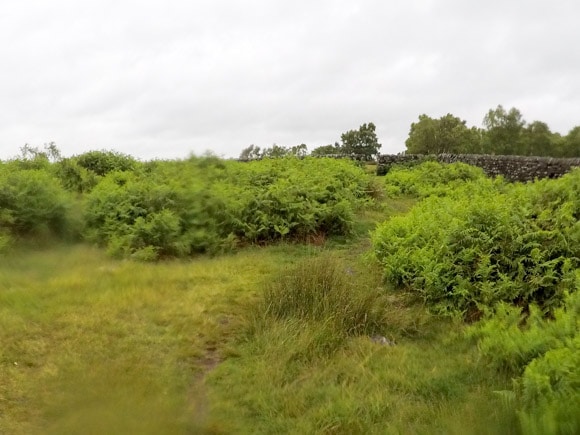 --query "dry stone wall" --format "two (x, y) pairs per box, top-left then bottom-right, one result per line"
(377, 154), (580, 182)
